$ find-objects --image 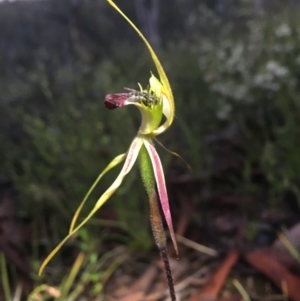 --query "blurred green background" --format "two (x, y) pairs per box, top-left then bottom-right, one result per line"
(1, 0), (300, 297)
